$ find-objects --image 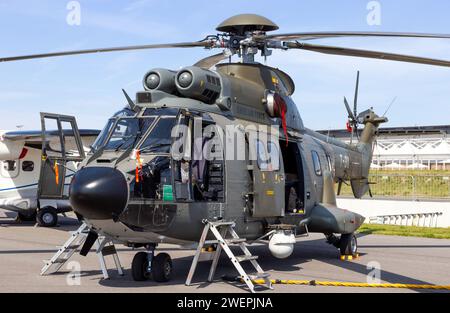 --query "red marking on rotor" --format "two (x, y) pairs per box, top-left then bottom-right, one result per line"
(346, 121), (353, 133)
